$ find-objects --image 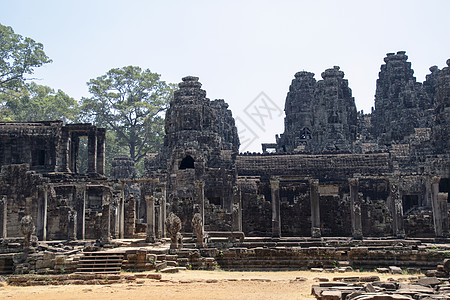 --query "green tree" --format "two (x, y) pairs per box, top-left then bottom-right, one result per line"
(81, 66), (175, 166)
(0, 23), (51, 93)
(0, 82), (78, 122)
